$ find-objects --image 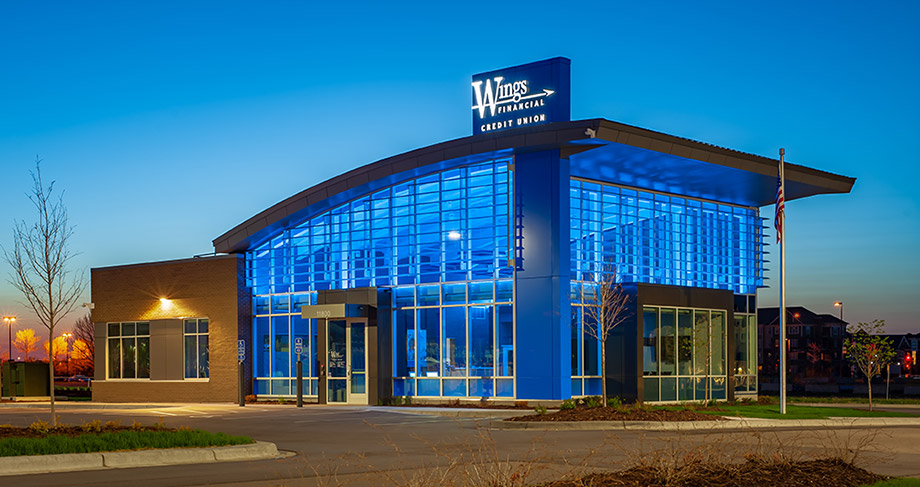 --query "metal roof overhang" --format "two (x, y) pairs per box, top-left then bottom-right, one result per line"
(213, 118), (855, 254)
